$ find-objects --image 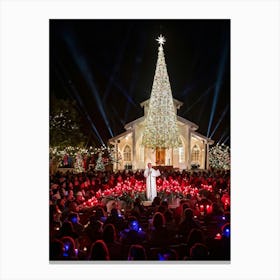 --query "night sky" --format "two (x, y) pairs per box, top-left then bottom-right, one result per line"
(50, 19), (230, 147)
